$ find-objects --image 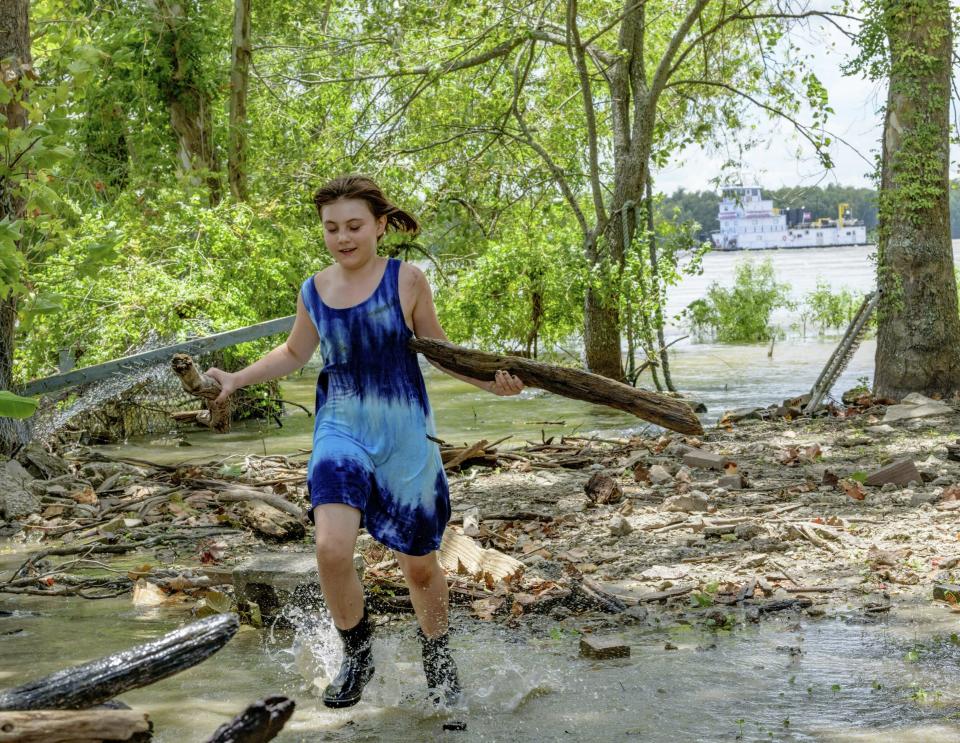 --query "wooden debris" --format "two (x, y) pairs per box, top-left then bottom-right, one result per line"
(584, 473), (623, 505)
(170, 354), (231, 433)
(438, 528), (524, 586)
(408, 337), (704, 435)
(230, 500), (305, 541)
(0, 709), (150, 743)
(0, 614), (239, 711)
(864, 458), (922, 487)
(205, 696), (294, 743)
(579, 635), (630, 660)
